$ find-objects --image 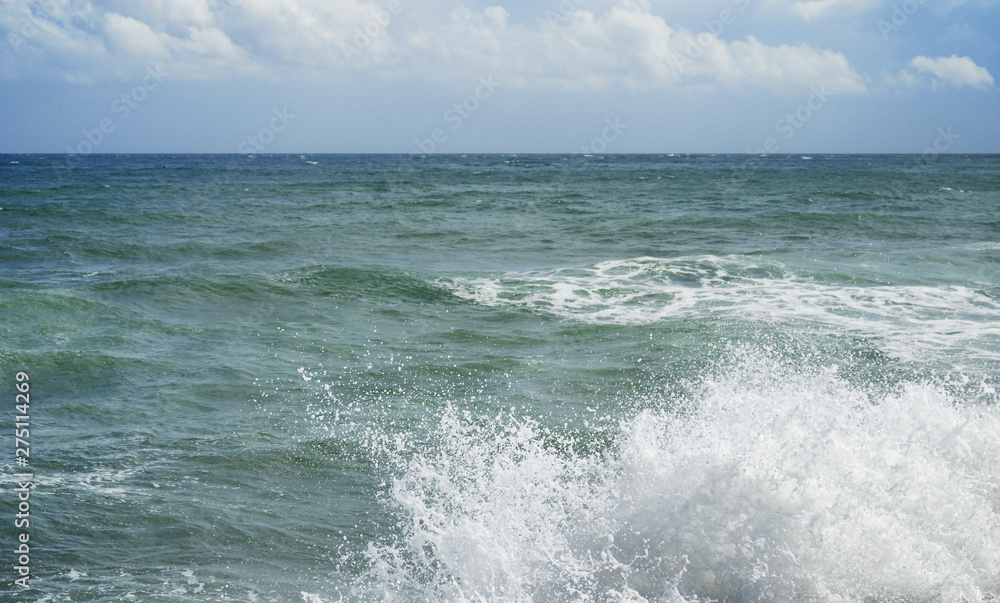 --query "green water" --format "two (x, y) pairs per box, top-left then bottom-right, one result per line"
(1, 154), (999, 601)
